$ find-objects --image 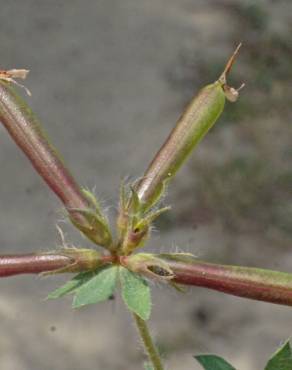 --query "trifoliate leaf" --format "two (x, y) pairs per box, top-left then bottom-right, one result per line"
(72, 266), (118, 308)
(47, 271), (96, 299)
(194, 354), (237, 370)
(119, 267), (151, 320)
(265, 340), (292, 370)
